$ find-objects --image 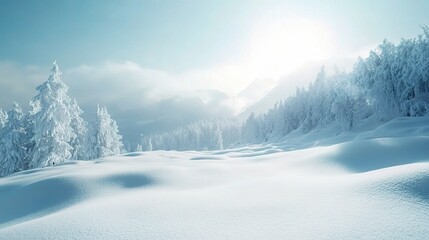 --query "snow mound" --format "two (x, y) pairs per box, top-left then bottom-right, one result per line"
(1, 117), (429, 239)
